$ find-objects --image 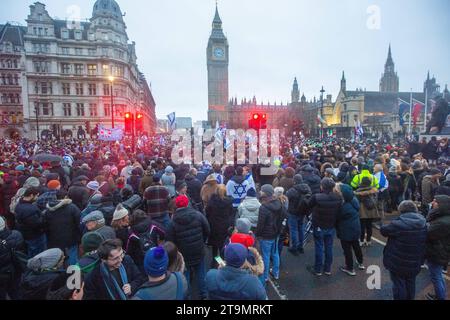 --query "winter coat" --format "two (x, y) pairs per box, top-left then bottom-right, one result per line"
(144, 185), (170, 219)
(161, 173), (176, 197)
(83, 255), (146, 300)
(286, 183), (312, 217)
(279, 177), (294, 192)
(435, 181), (450, 197)
(15, 199), (45, 241)
(309, 192), (342, 229)
(426, 206), (450, 266)
(132, 272), (188, 300)
(68, 182), (90, 211)
(354, 187), (380, 220)
(19, 270), (66, 300)
(98, 200), (115, 226)
(226, 175), (252, 208)
(200, 177), (219, 207)
(166, 206), (210, 267)
(206, 266), (267, 300)
(237, 197), (261, 229)
(44, 199), (81, 250)
(185, 174), (203, 205)
(242, 247), (264, 276)
(336, 186), (361, 242)
(351, 170), (379, 190)
(0, 229), (24, 277)
(77, 251), (100, 275)
(255, 198), (287, 240)
(127, 176), (142, 195)
(380, 212), (427, 277)
(49, 165), (68, 187)
(139, 175), (154, 195)
(206, 194), (234, 248)
(302, 173), (321, 195)
(168, 251), (186, 274)
(421, 176), (439, 205)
